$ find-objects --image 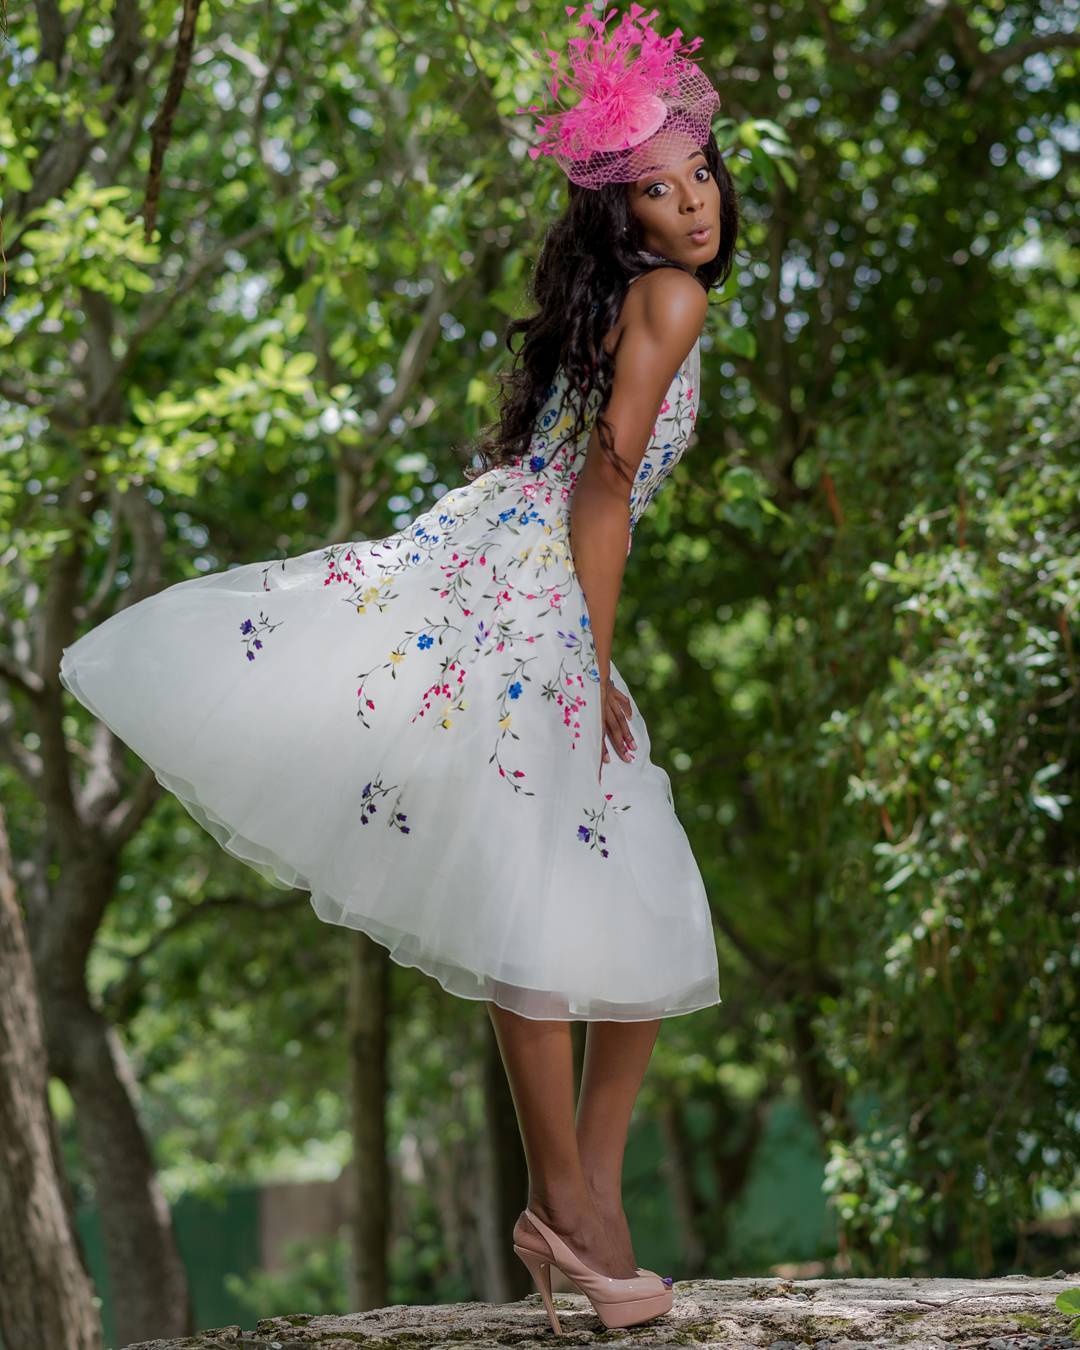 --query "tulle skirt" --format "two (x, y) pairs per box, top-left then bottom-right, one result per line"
(59, 468), (721, 1020)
